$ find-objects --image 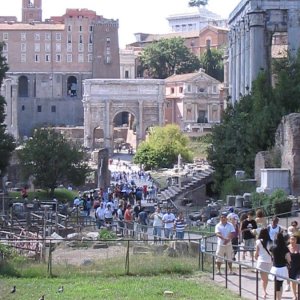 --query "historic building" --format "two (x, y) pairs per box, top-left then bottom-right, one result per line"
(164, 69), (223, 135)
(2, 0), (120, 138)
(227, 0), (300, 103)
